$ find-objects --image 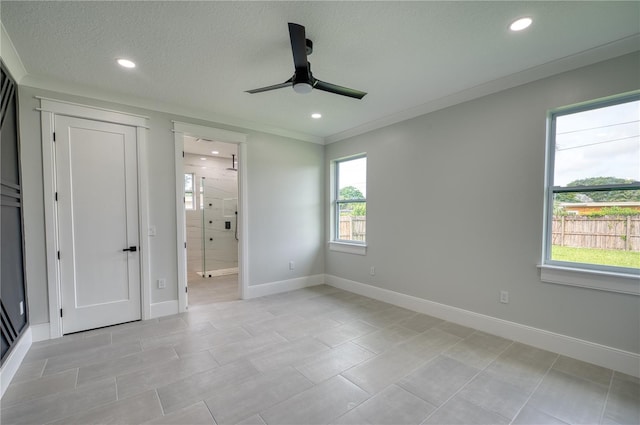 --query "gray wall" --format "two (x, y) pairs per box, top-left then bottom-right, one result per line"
(325, 52), (640, 354)
(247, 132), (325, 285)
(16, 86), (324, 325)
